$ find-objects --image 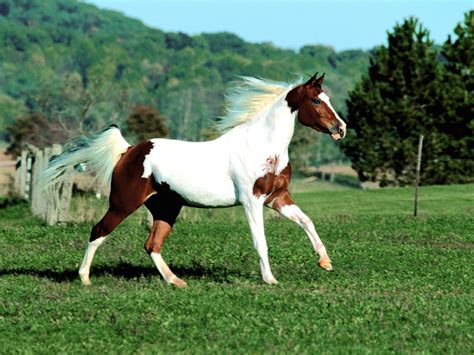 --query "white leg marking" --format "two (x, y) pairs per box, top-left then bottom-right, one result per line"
(244, 201), (278, 284)
(150, 252), (187, 287)
(279, 205), (332, 269)
(78, 237), (106, 285)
